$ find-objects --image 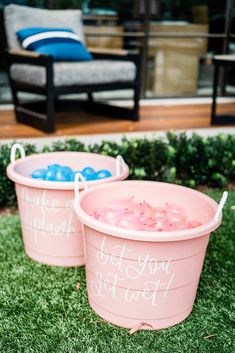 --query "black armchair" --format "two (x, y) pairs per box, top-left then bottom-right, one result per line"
(2, 4), (141, 133)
